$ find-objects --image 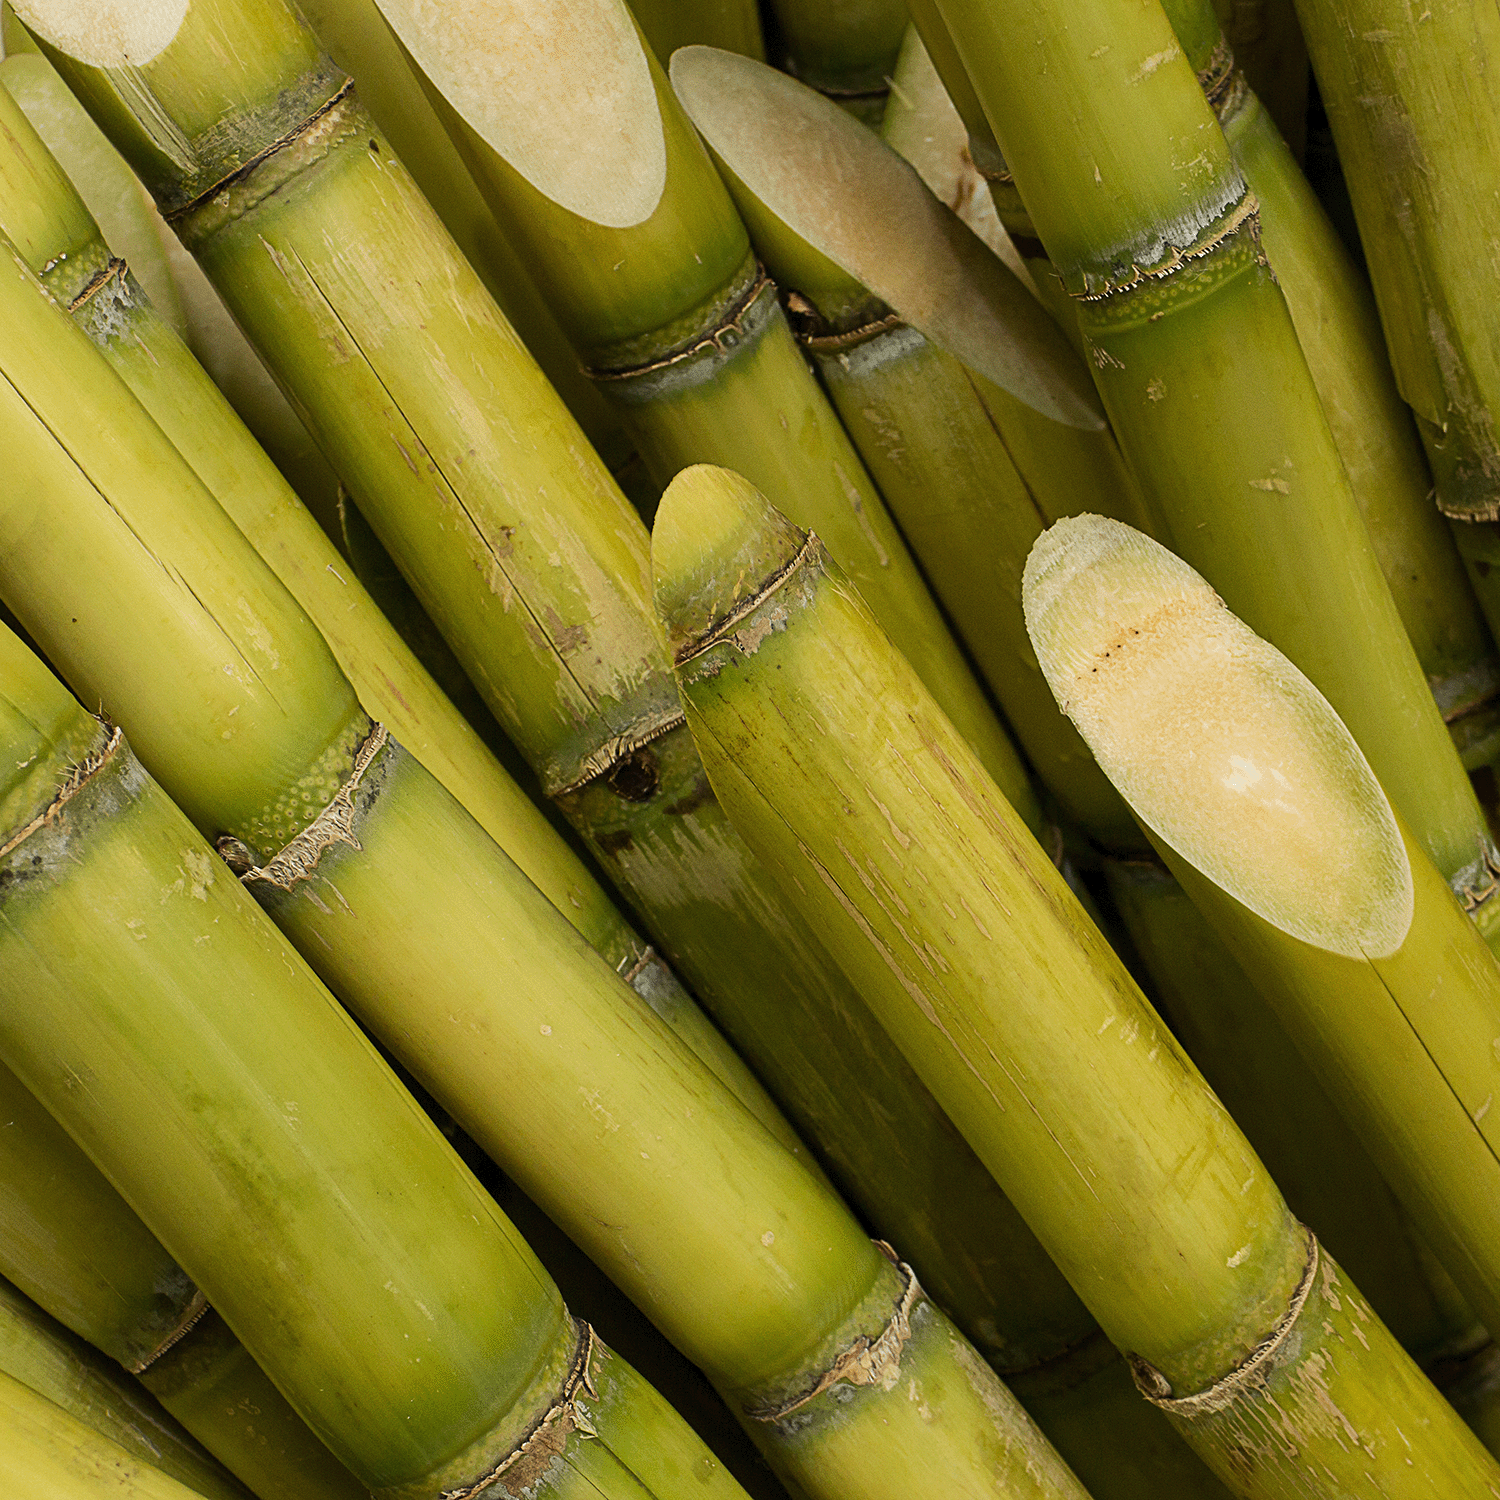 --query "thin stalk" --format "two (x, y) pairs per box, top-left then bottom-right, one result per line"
(0, 1061), (362, 1500)
(1023, 514), (1500, 1349)
(1159, 0), (1500, 771)
(1285, 0), (1500, 523)
(374, 0), (1040, 823)
(1209, 0), (1308, 158)
(760, 0), (908, 123)
(0, 1278), (248, 1500)
(654, 462), (1500, 1498)
(20, 0), (1088, 1379)
(0, 66), (774, 1132)
(932, 0), (1500, 942)
(0, 625), (743, 1500)
(628, 0), (765, 67)
(0, 218), (1087, 1500)
(0, 1370), (212, 1500)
